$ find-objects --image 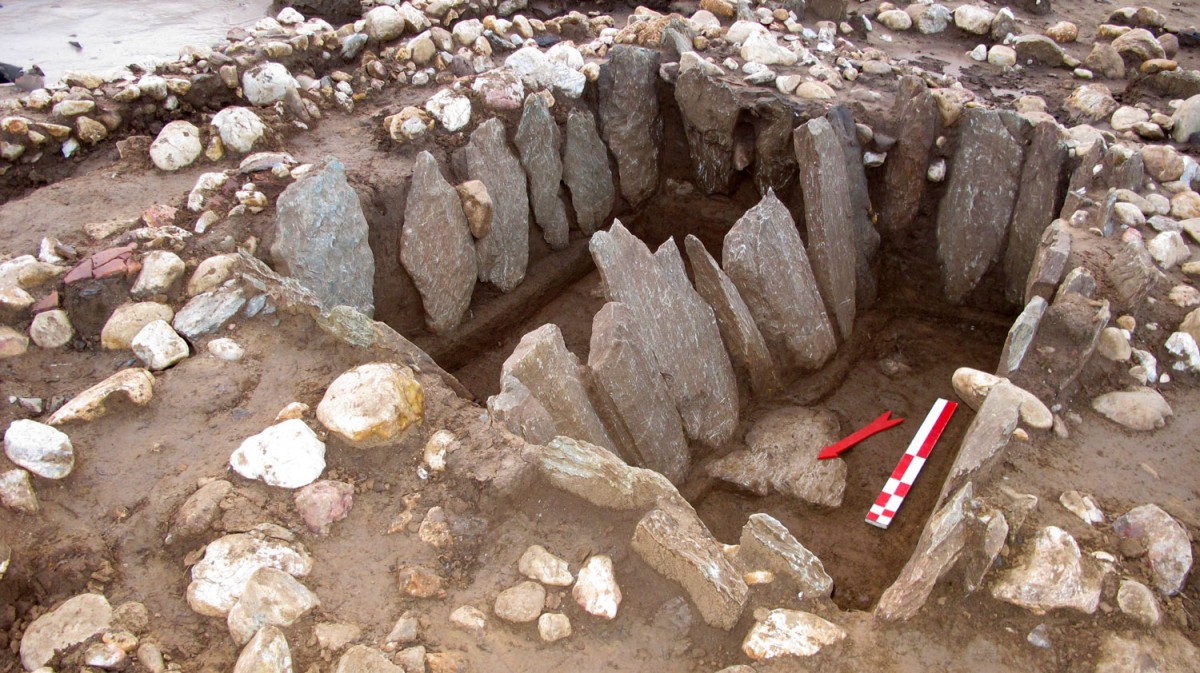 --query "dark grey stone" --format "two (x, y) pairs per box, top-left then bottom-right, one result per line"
(598, 46), (662, 207)
(467, 118), (530, 292)
(514, 95), (570, 250)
